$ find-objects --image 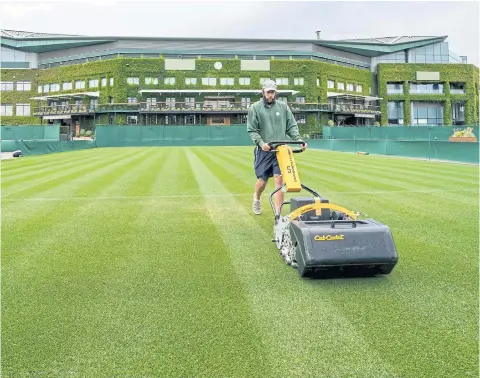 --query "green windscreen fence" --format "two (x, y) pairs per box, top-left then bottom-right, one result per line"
(94, 125), (252, 147)
(307, 139), (479, 164)
(322, 126), (480, 141)
(1, 140), (95, 156)
(1, 125), (477, 163)
(0, 125), (60, 141)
